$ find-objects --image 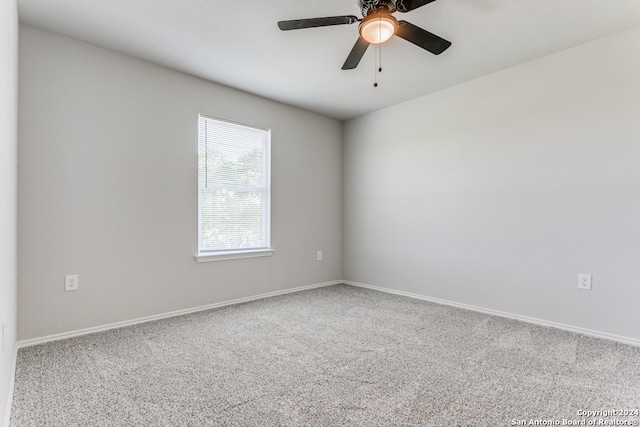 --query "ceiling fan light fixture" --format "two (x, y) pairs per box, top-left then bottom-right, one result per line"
(359, 14), (398, 44)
